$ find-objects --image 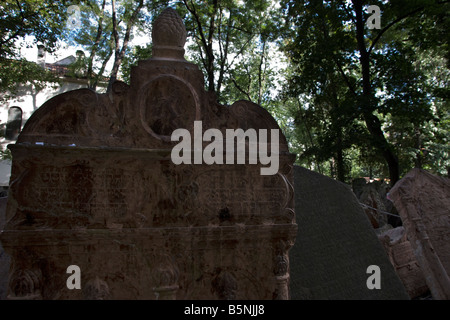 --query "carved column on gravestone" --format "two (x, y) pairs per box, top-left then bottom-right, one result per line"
(8, 268), (43, 300)
(273, 239), (293, 300)
(212, 270), (238, 300)
(271, 161), (295, 300)
(83, 277), (110, 300)
(7, 249), (43, 300)
(278, 161), (295, 223)
(152, 254), (179, 300)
